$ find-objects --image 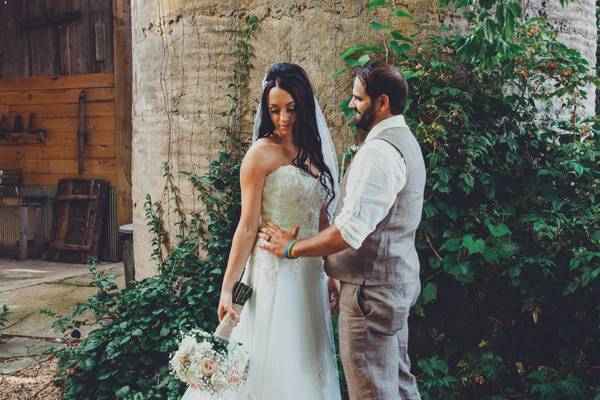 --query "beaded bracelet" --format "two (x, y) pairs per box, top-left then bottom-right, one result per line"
(284, 239), (299, 259)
